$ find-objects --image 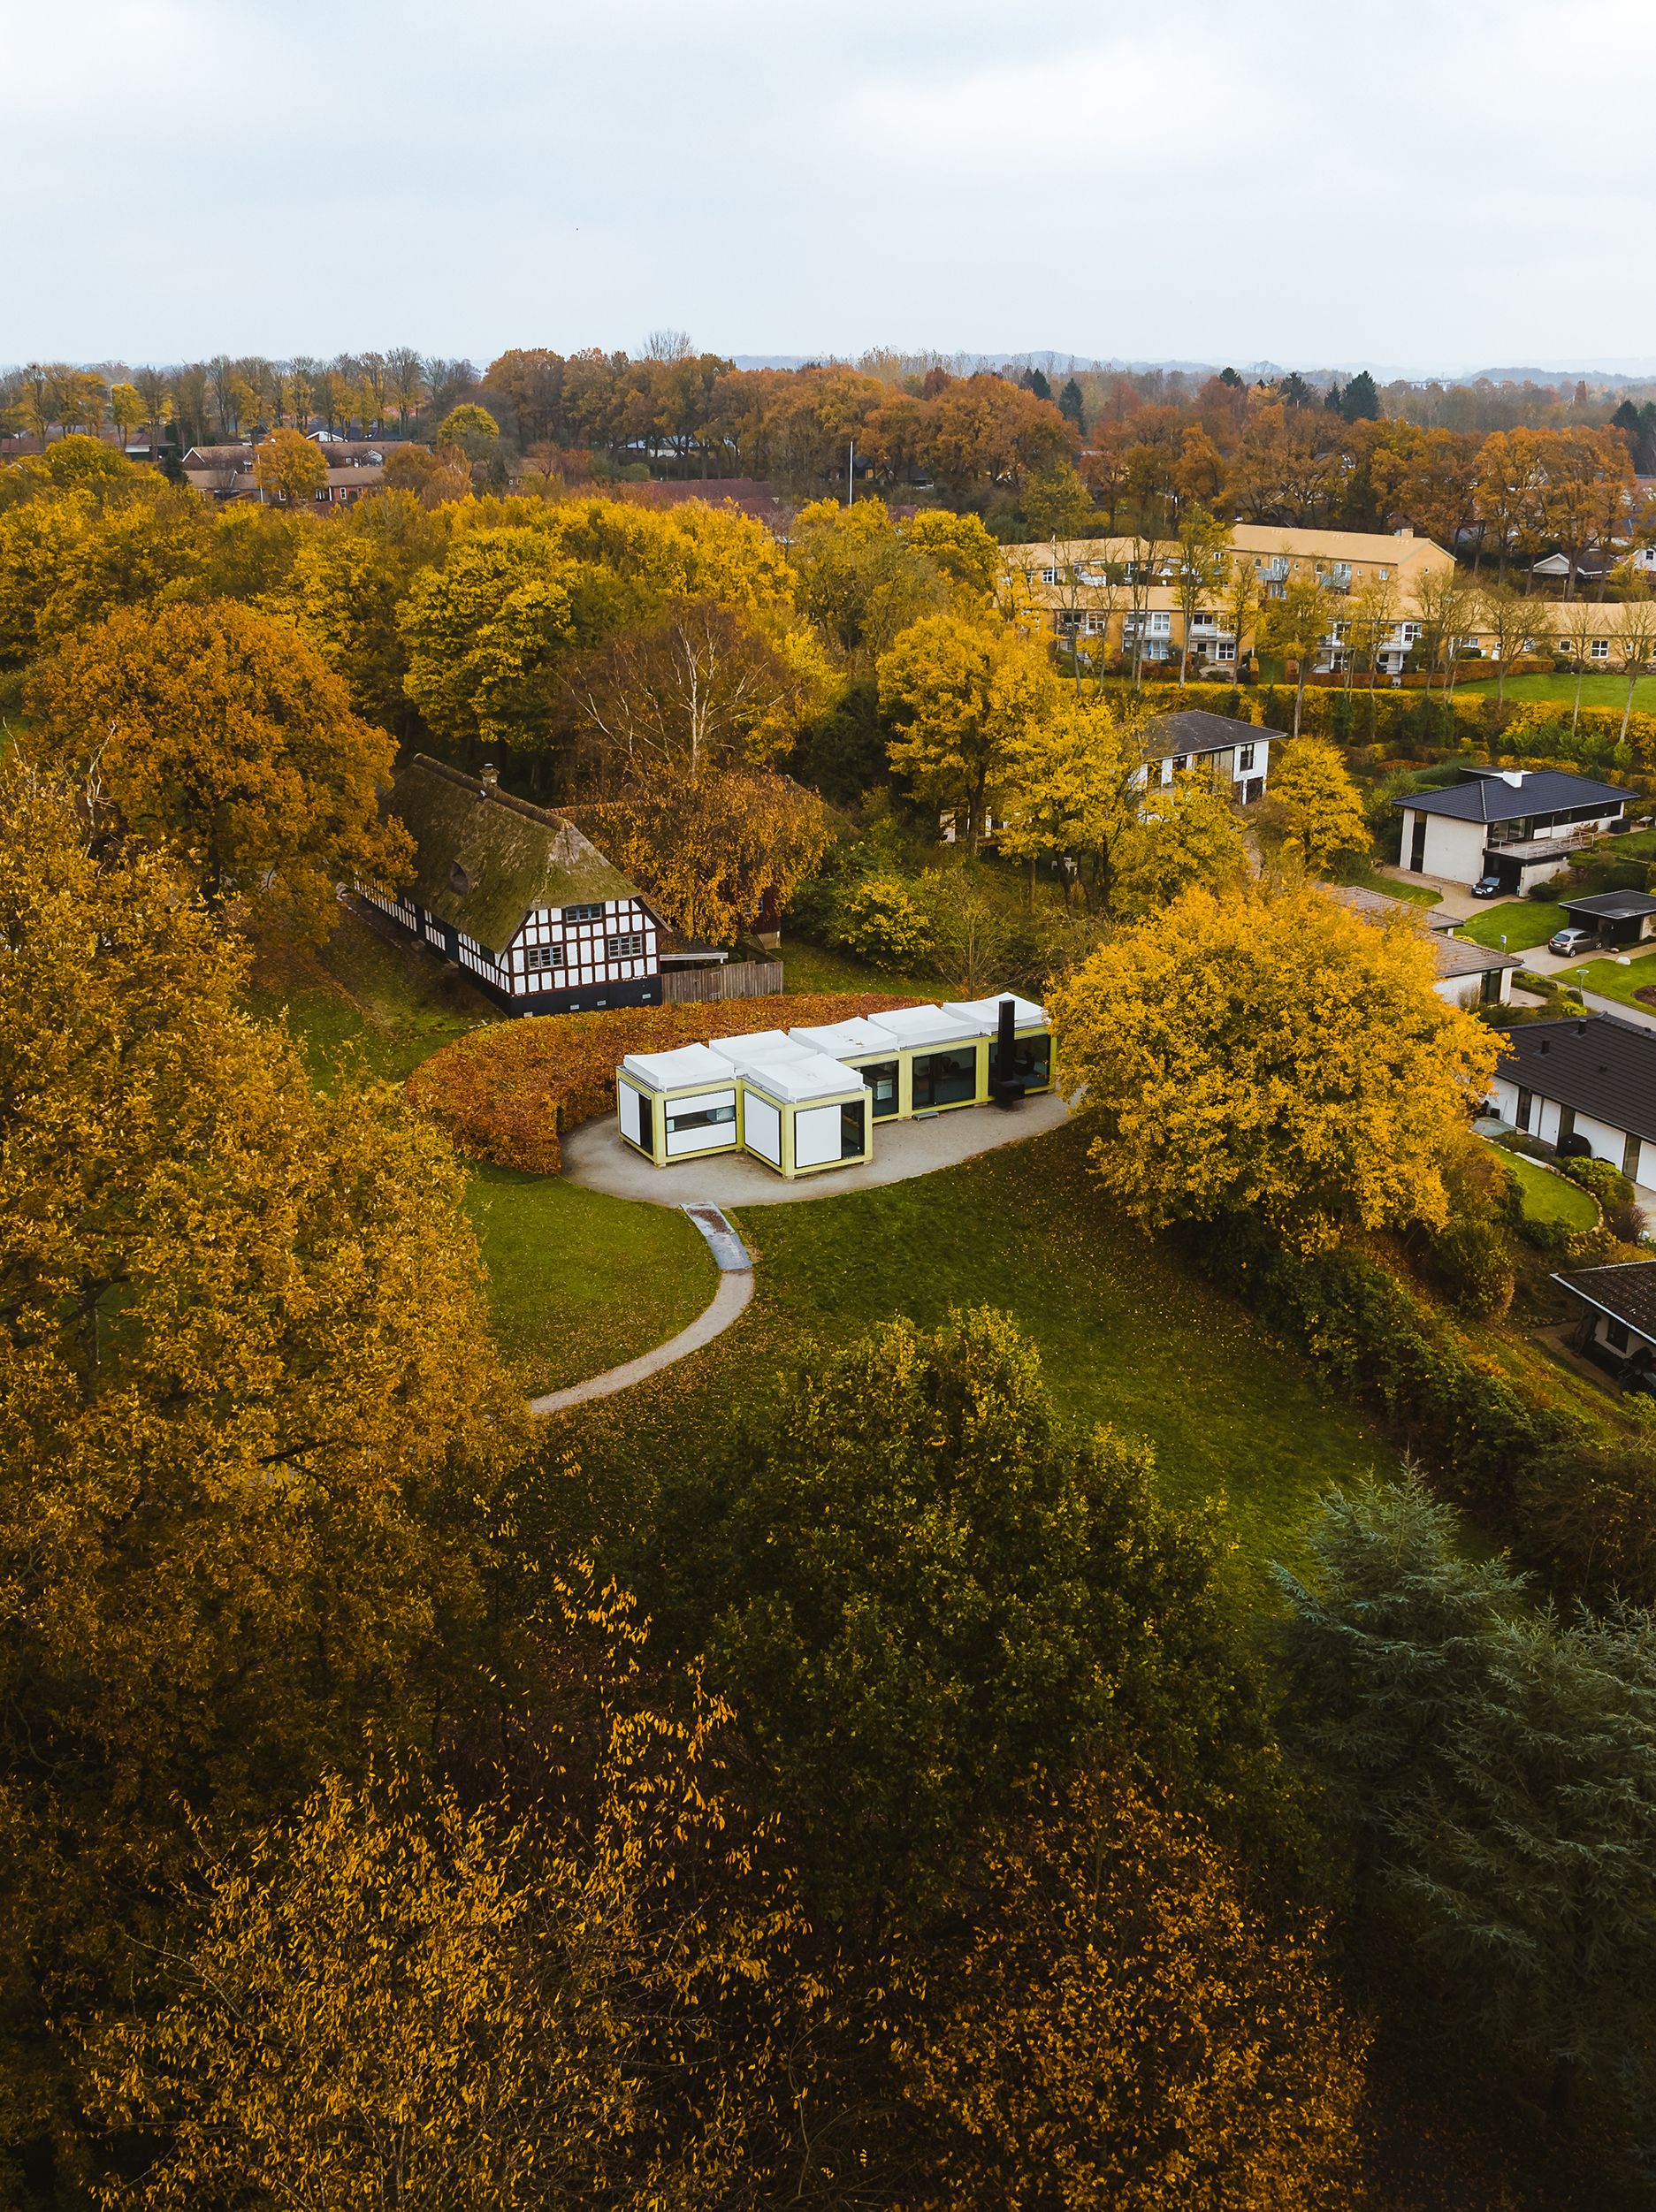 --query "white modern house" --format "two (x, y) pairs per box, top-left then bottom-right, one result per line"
(362, 754), (663, 1015)
(615, 994), (1053, 1181)
(1487, 1014), (1656, 1186)
(1137, 709), (1269, 806)
(1393, 767), (1634, 893)
(1329, 886), (1522, 1009)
